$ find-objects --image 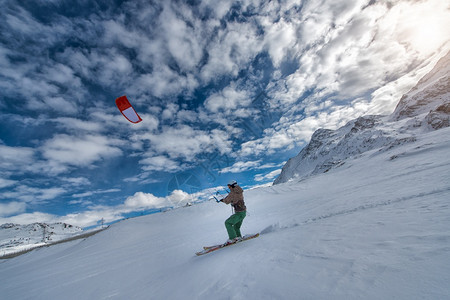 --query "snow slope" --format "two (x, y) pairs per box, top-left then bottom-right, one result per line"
(0, 223), (83, 257)
(0, 126), (449, 299)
